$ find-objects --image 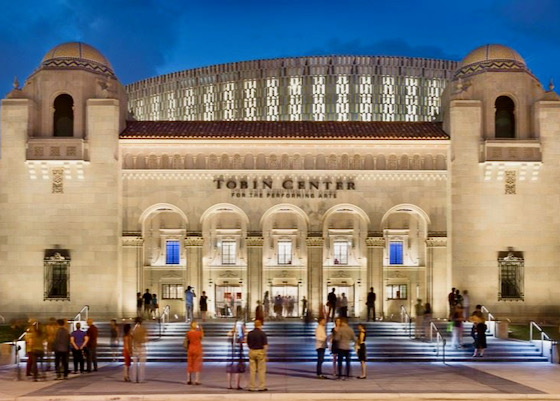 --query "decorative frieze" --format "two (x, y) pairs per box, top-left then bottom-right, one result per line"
(122, 236), (144, 247)
(306, 237), (324, 247)
(366, 237), (385, 247)
(246, 237), (264, 247)
(426, 237), (447, 247)
(185, 236), (204, 247)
